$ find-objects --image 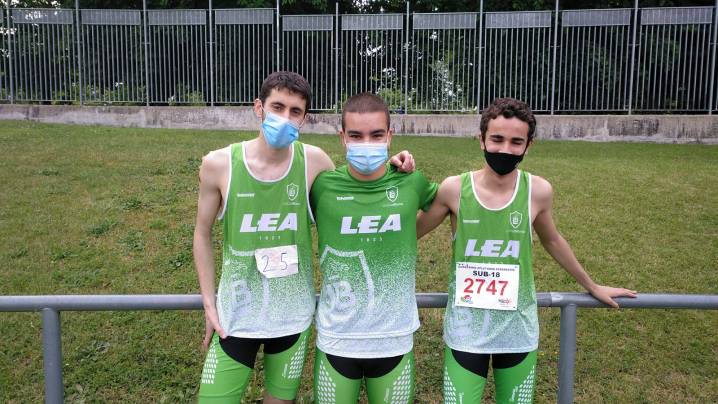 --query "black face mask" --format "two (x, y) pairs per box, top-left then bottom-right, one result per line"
(483, 150), (525, 176)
